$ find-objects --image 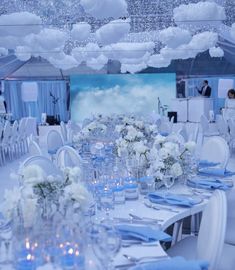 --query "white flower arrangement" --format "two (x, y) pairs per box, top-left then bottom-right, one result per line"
(0, 164), (91, 228)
